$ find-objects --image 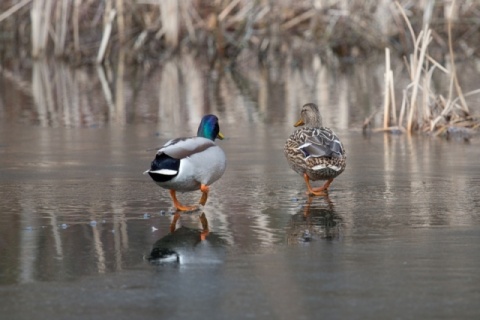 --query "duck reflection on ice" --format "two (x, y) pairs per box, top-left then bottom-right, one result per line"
(148, 212), (226, 265)
(286, 195), (341, 244)
(170, 211), (210, 240)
